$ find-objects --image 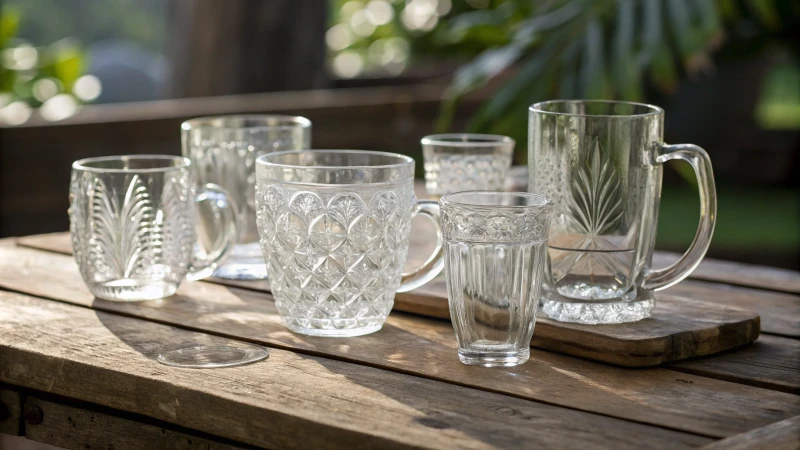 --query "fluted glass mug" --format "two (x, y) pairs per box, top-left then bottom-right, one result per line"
(255, 150), (445, 337)
(182, 115), (311, 280)
(529, 100), (716, 324)
(69, 155), (238, 301)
